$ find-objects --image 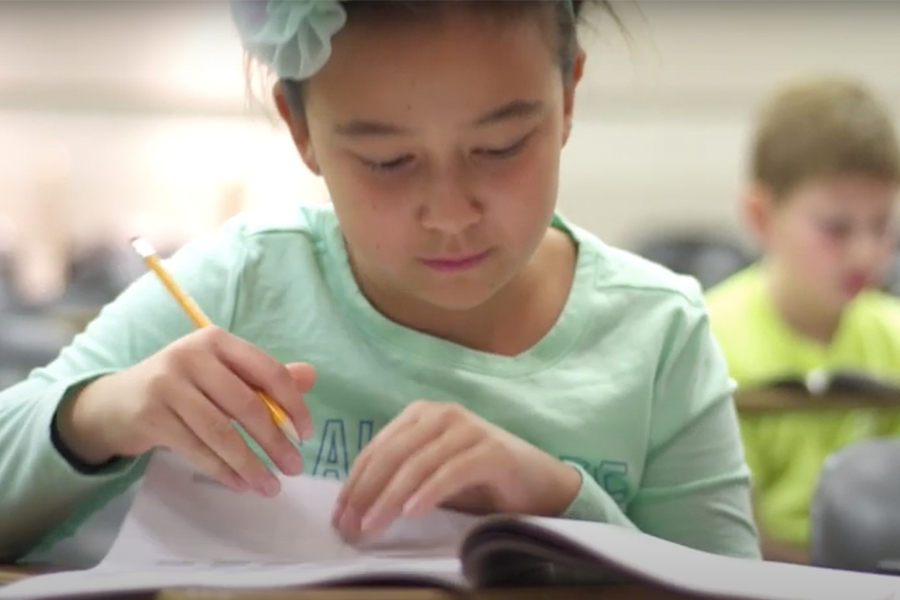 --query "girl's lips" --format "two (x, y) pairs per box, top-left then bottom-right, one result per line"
(419, 250), (493, 272)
